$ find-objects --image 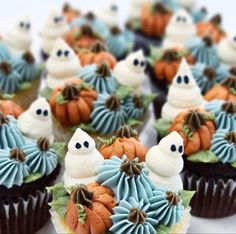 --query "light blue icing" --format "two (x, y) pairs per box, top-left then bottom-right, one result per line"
(0, 115), (25, 149)
(91, 93), (127, 135)
(149, 188), (184, 226)
(0, 42), (11, 61)
(124, 96), (145, 119)
(96, 155), (155, 203)
(123, 29), (135, 45)
(186, 37), (219, 67)
(191, 63), (225, 94)
(24, 140), (58, 175)
(110, 197), (158, 234)
(217, 64), (236, 81)
(160, 0), (179, 11)
(192, 8), (207, 23)
(205, 100), (236, 131)
(79, 64), (118, 94)
(0, 148), (30, 188)
(211, 129), (236, 164)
